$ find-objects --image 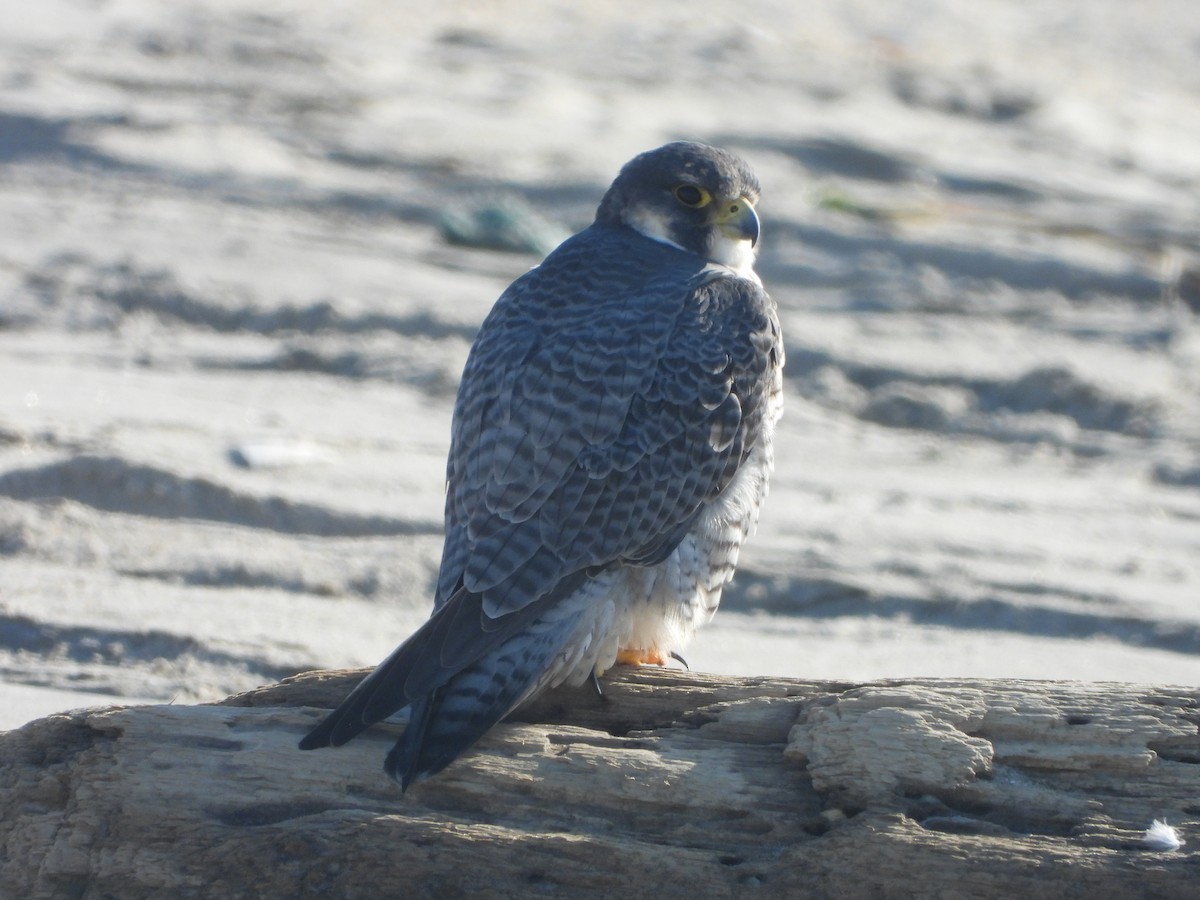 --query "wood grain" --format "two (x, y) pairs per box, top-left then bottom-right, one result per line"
(2, 669), (1196, 898)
